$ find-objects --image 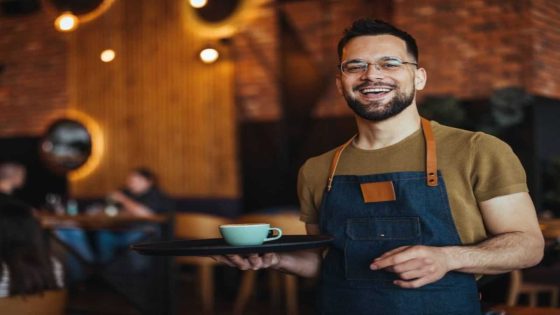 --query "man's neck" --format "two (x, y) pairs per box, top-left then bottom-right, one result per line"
(353, 105), (422, 150)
